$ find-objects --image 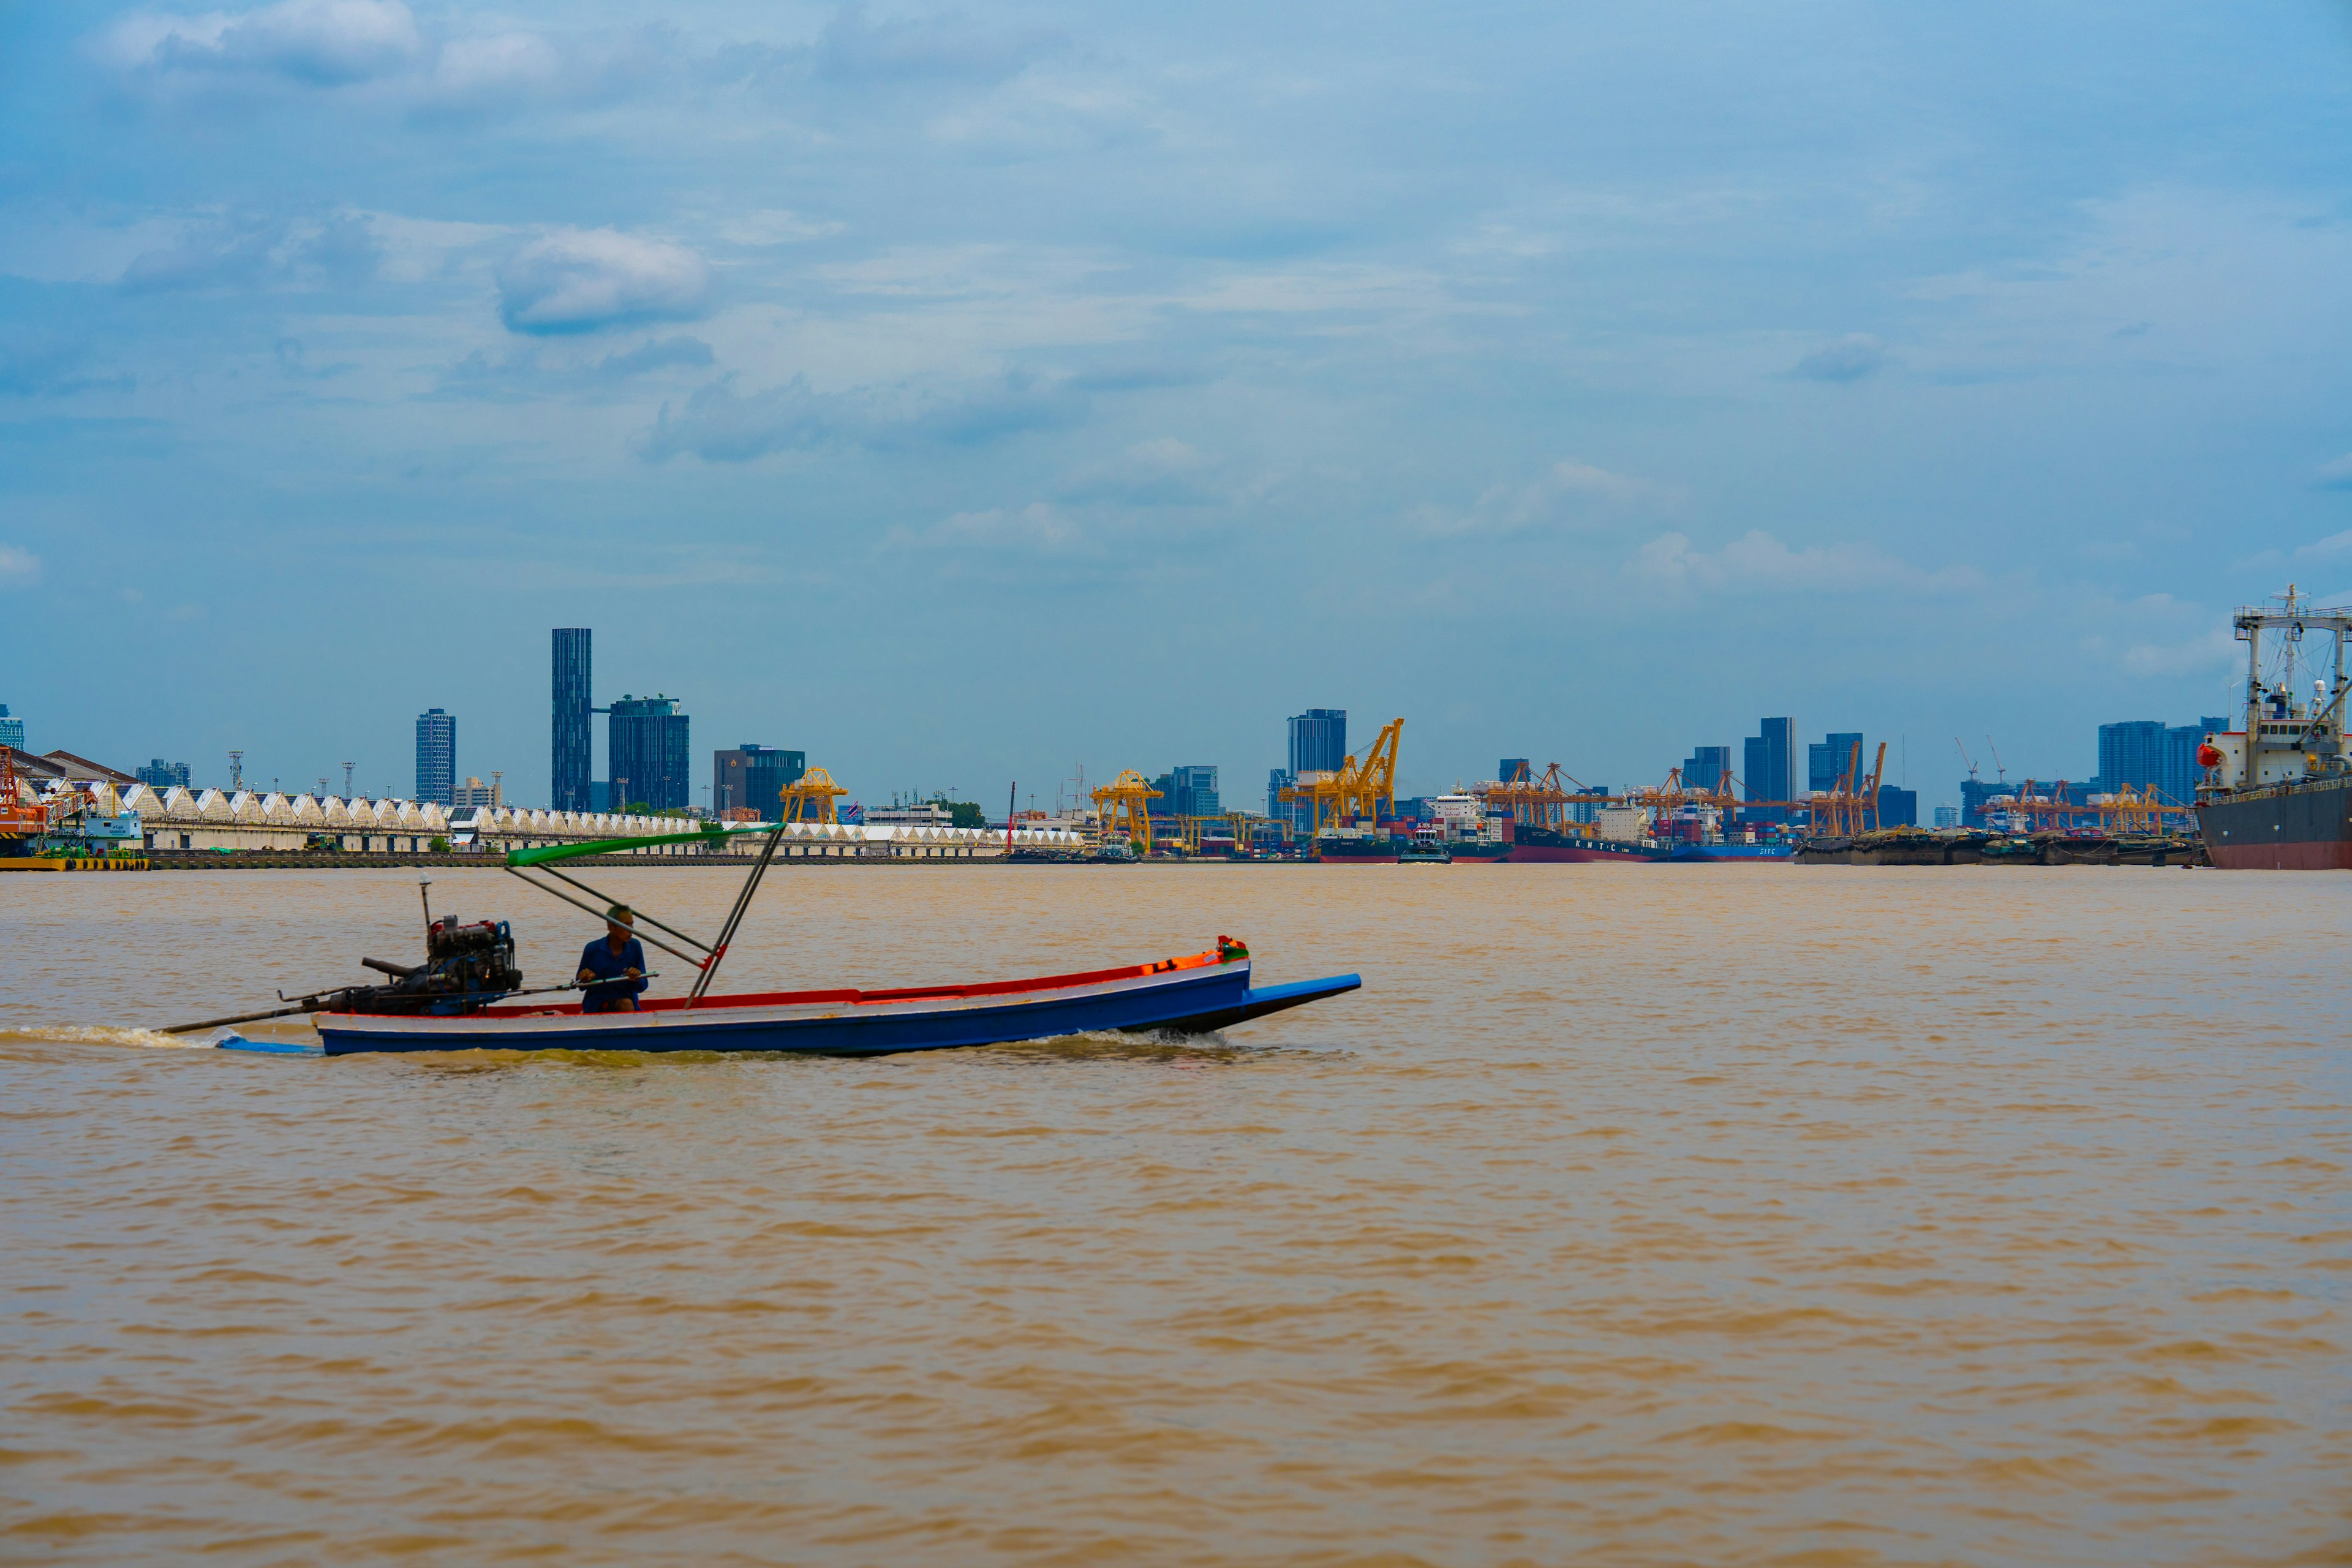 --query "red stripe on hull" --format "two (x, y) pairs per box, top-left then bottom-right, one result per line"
(2204, 842), (2352, 870)
(1506, 845), (1664, 864)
